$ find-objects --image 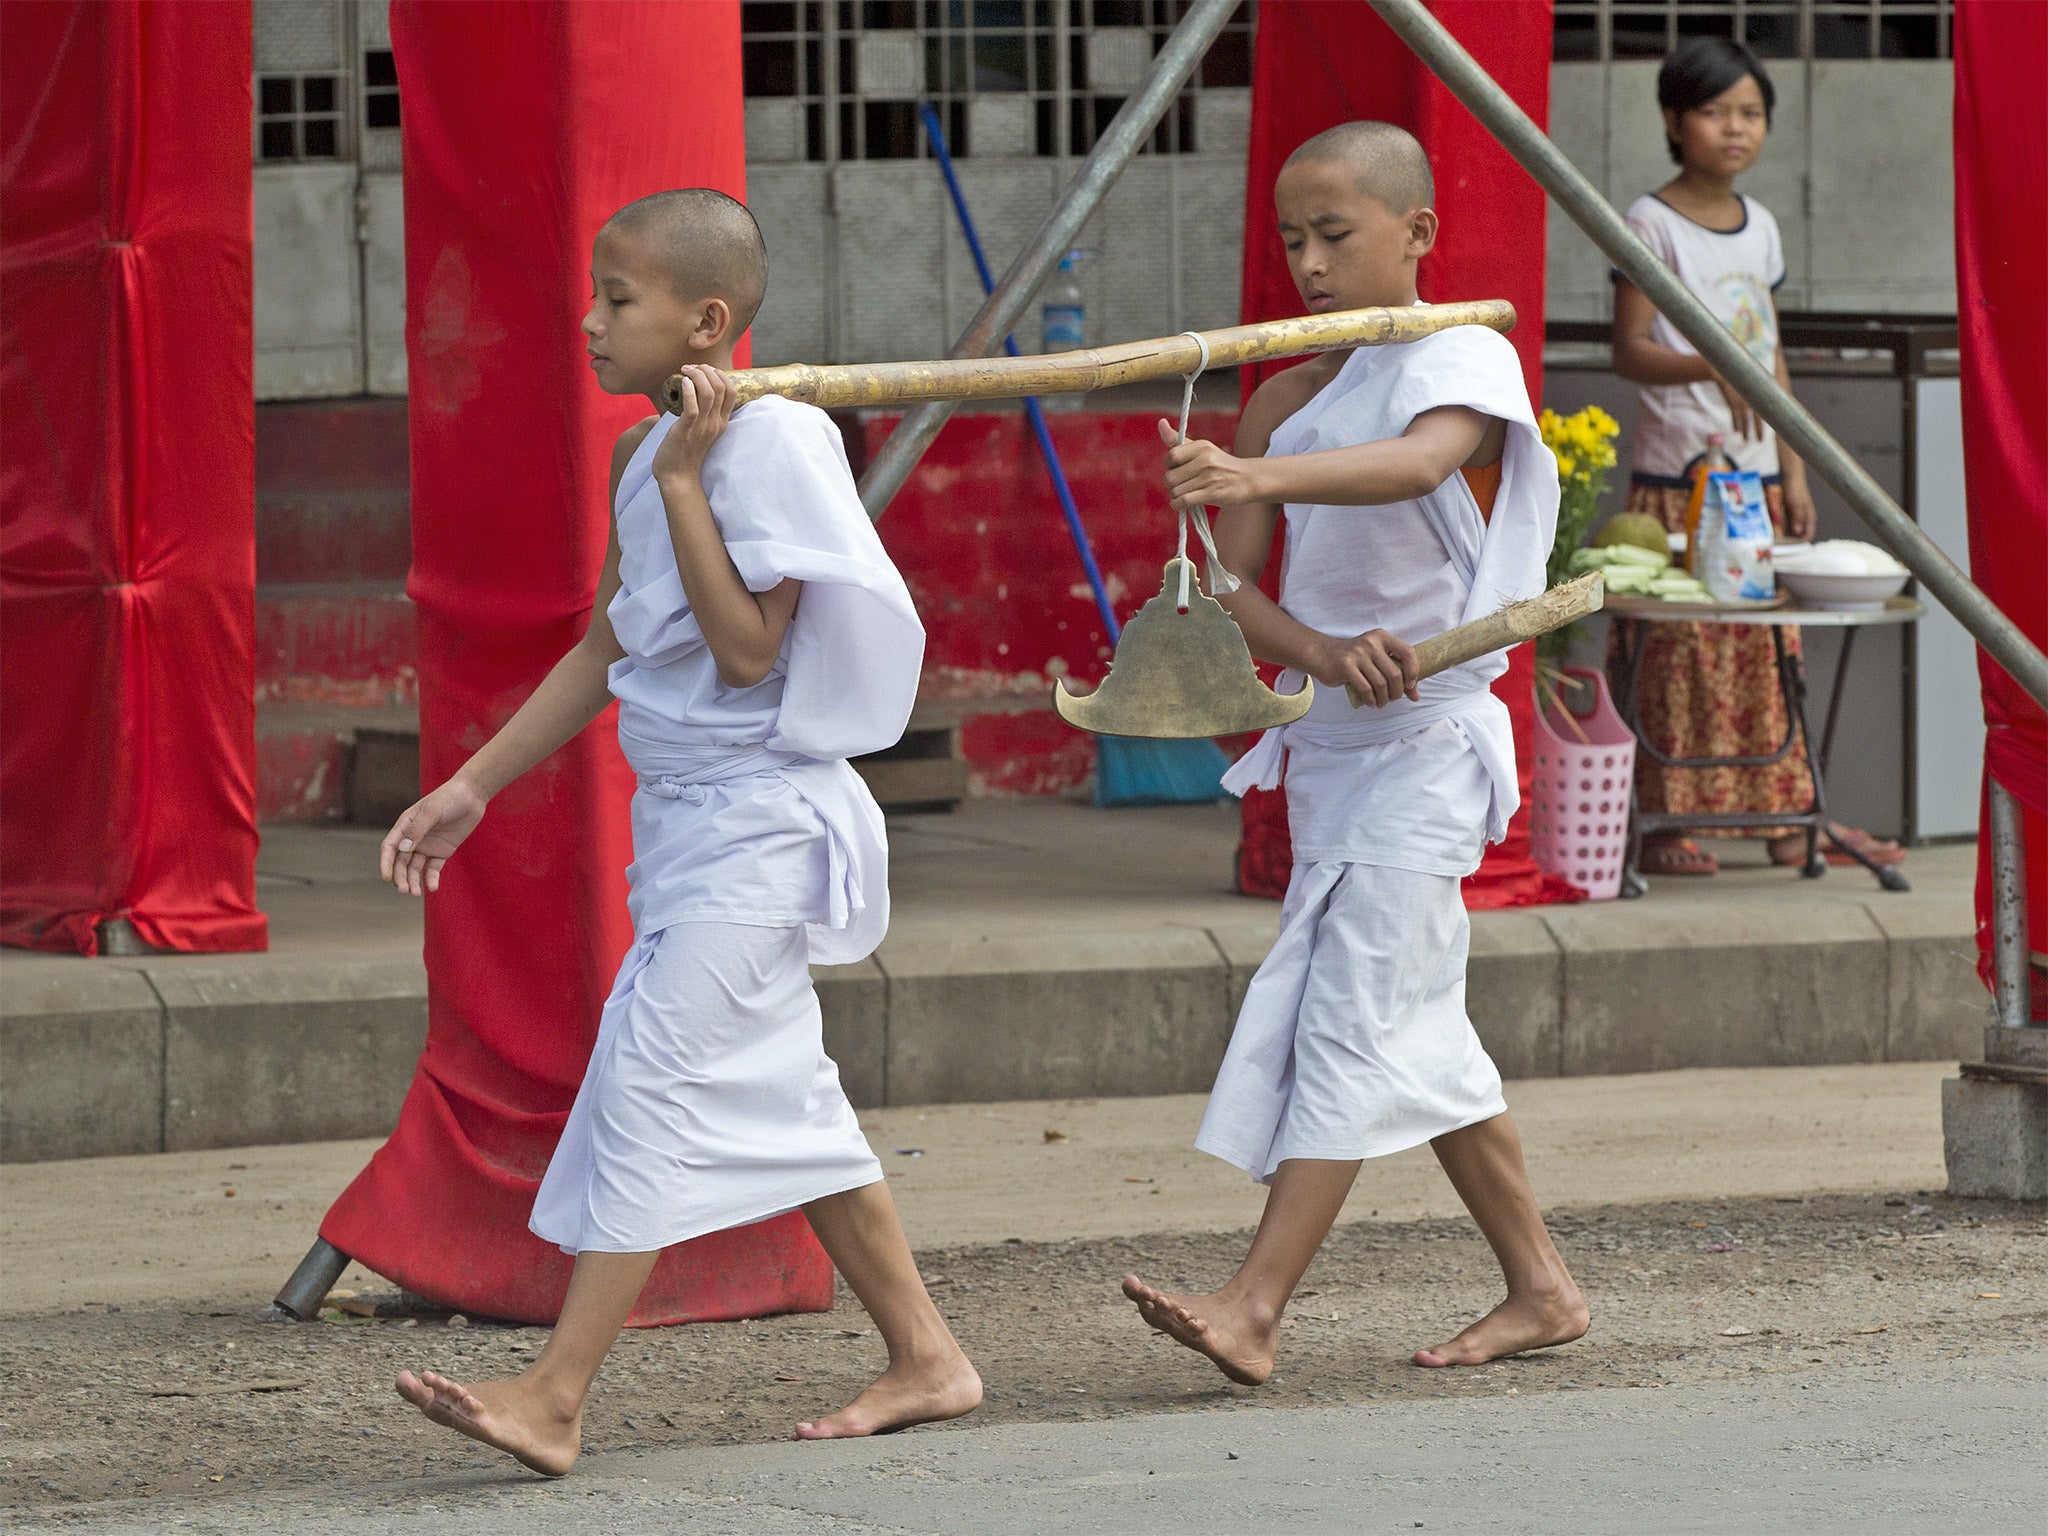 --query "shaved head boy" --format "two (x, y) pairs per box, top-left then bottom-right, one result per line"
(385, 190), (978, 1473)
(1124, 123), (1589, 1383)
(1285, 119), (1436, 213)
(605, 187), (769, 335)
